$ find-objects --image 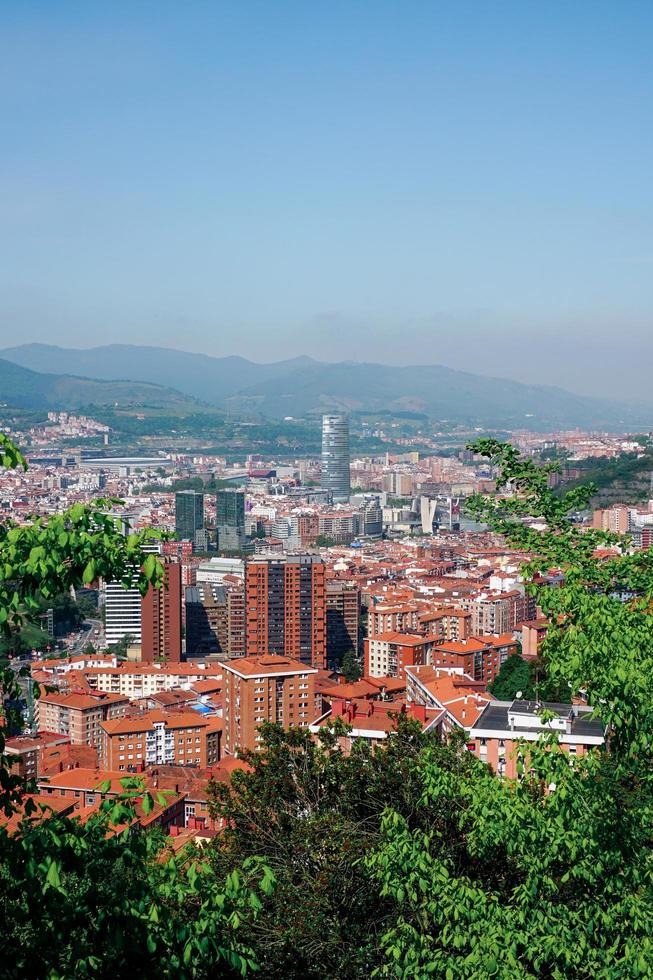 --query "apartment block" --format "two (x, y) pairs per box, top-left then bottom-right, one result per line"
(432, 634), (518, 684)
(468, 699), (605, 778)
(36, 690), (129, 747)
(222, 654), (319, 754)
(459, 590), (535, 635)
(325, 580), (360, 668)
(365, 632), (434, 679)
(83, 662), (223, 699)
(185, 583), (245, 658)
(418, 607), (472, 641)
(246, 555), (326, 668)
(100, 710), (221, 771)
(141, 560), (182, 663)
